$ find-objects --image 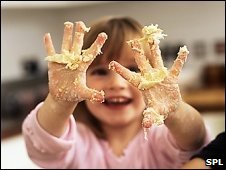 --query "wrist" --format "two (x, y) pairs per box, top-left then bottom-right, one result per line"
(164, 100), (184, 125)
(48, 93), (78, 108)
(37, 93), (77, 137)
(39, 93), (78, 120)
